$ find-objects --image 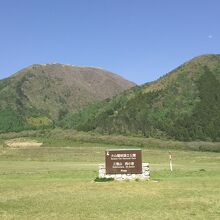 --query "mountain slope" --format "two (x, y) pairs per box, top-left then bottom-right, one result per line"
(0, 64), (135, 132)
(62, 54), (220, 141)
